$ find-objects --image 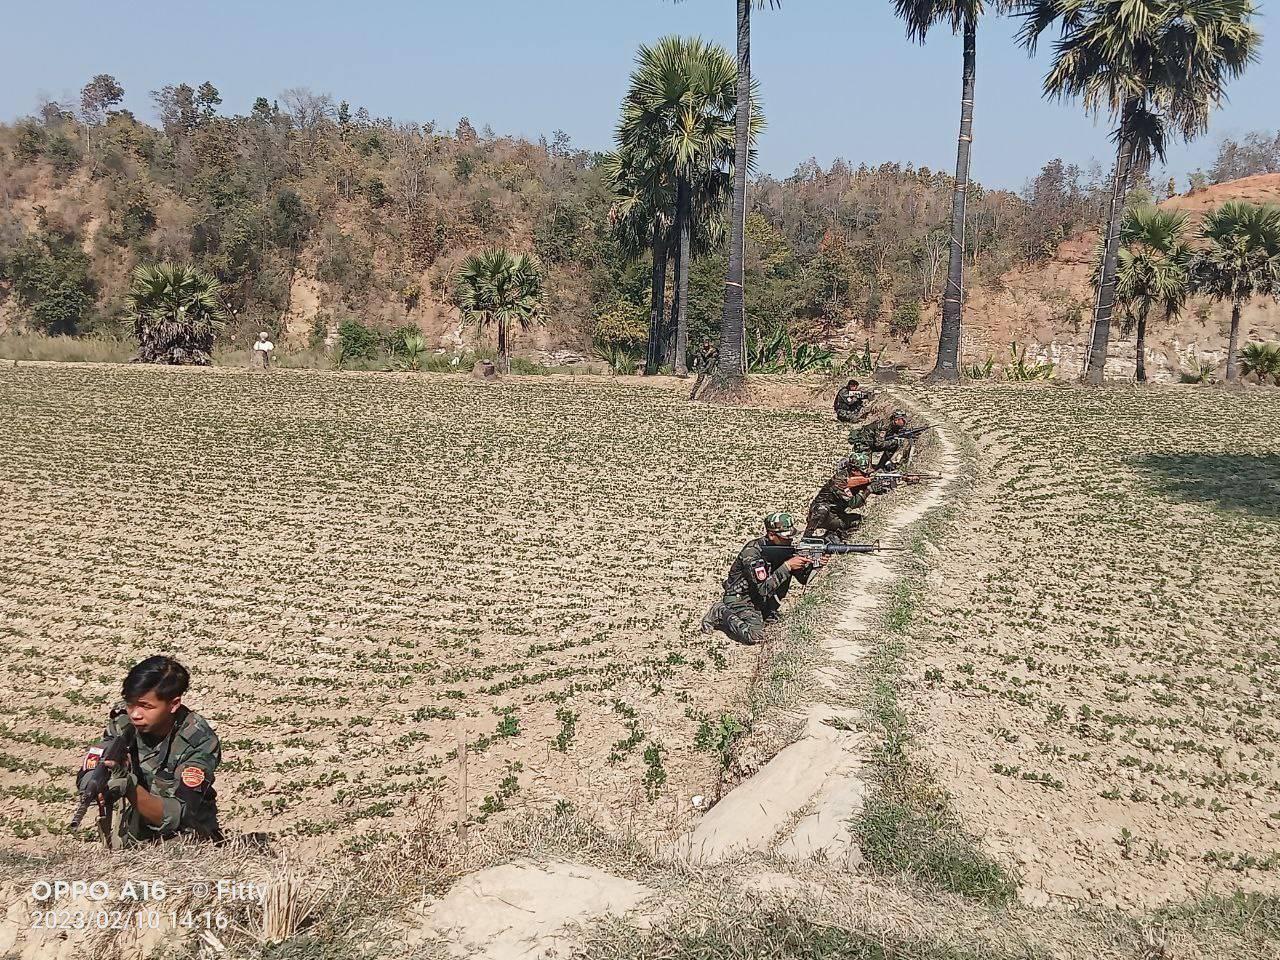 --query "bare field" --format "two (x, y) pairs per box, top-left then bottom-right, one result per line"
(0, 364), (841, 853)
(905, 384), (1280, 908)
